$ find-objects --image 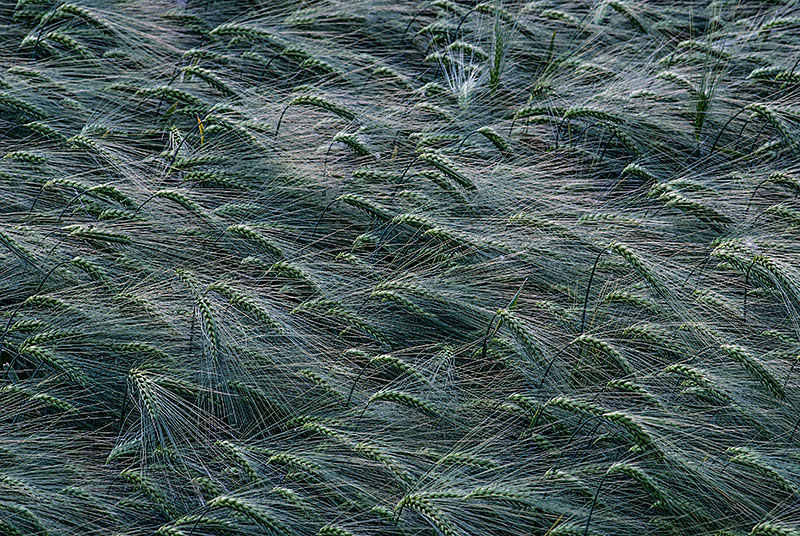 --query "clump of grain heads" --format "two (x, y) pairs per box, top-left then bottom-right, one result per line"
(1, 2), (799, 536)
